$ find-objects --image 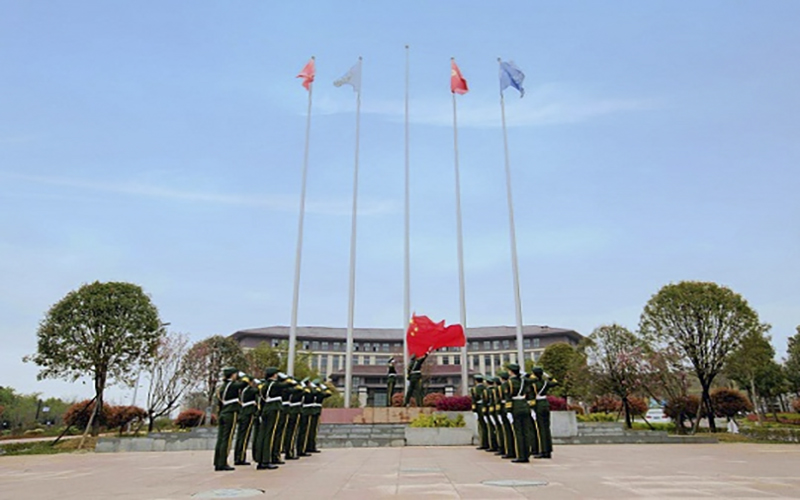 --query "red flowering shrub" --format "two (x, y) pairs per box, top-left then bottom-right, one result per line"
(547, 396), (568, 411)
(627, 397), (648, 417)
(710, 388), (752, 418)
(64, 400), (112, 429)
(175, 409), (205, 429)
(590, 395), (621, 414)
(107, 405), (147, 430)
(664, 395), (700, 421)
(422, 392), (446, 408)
(435, 396), (472, 412)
